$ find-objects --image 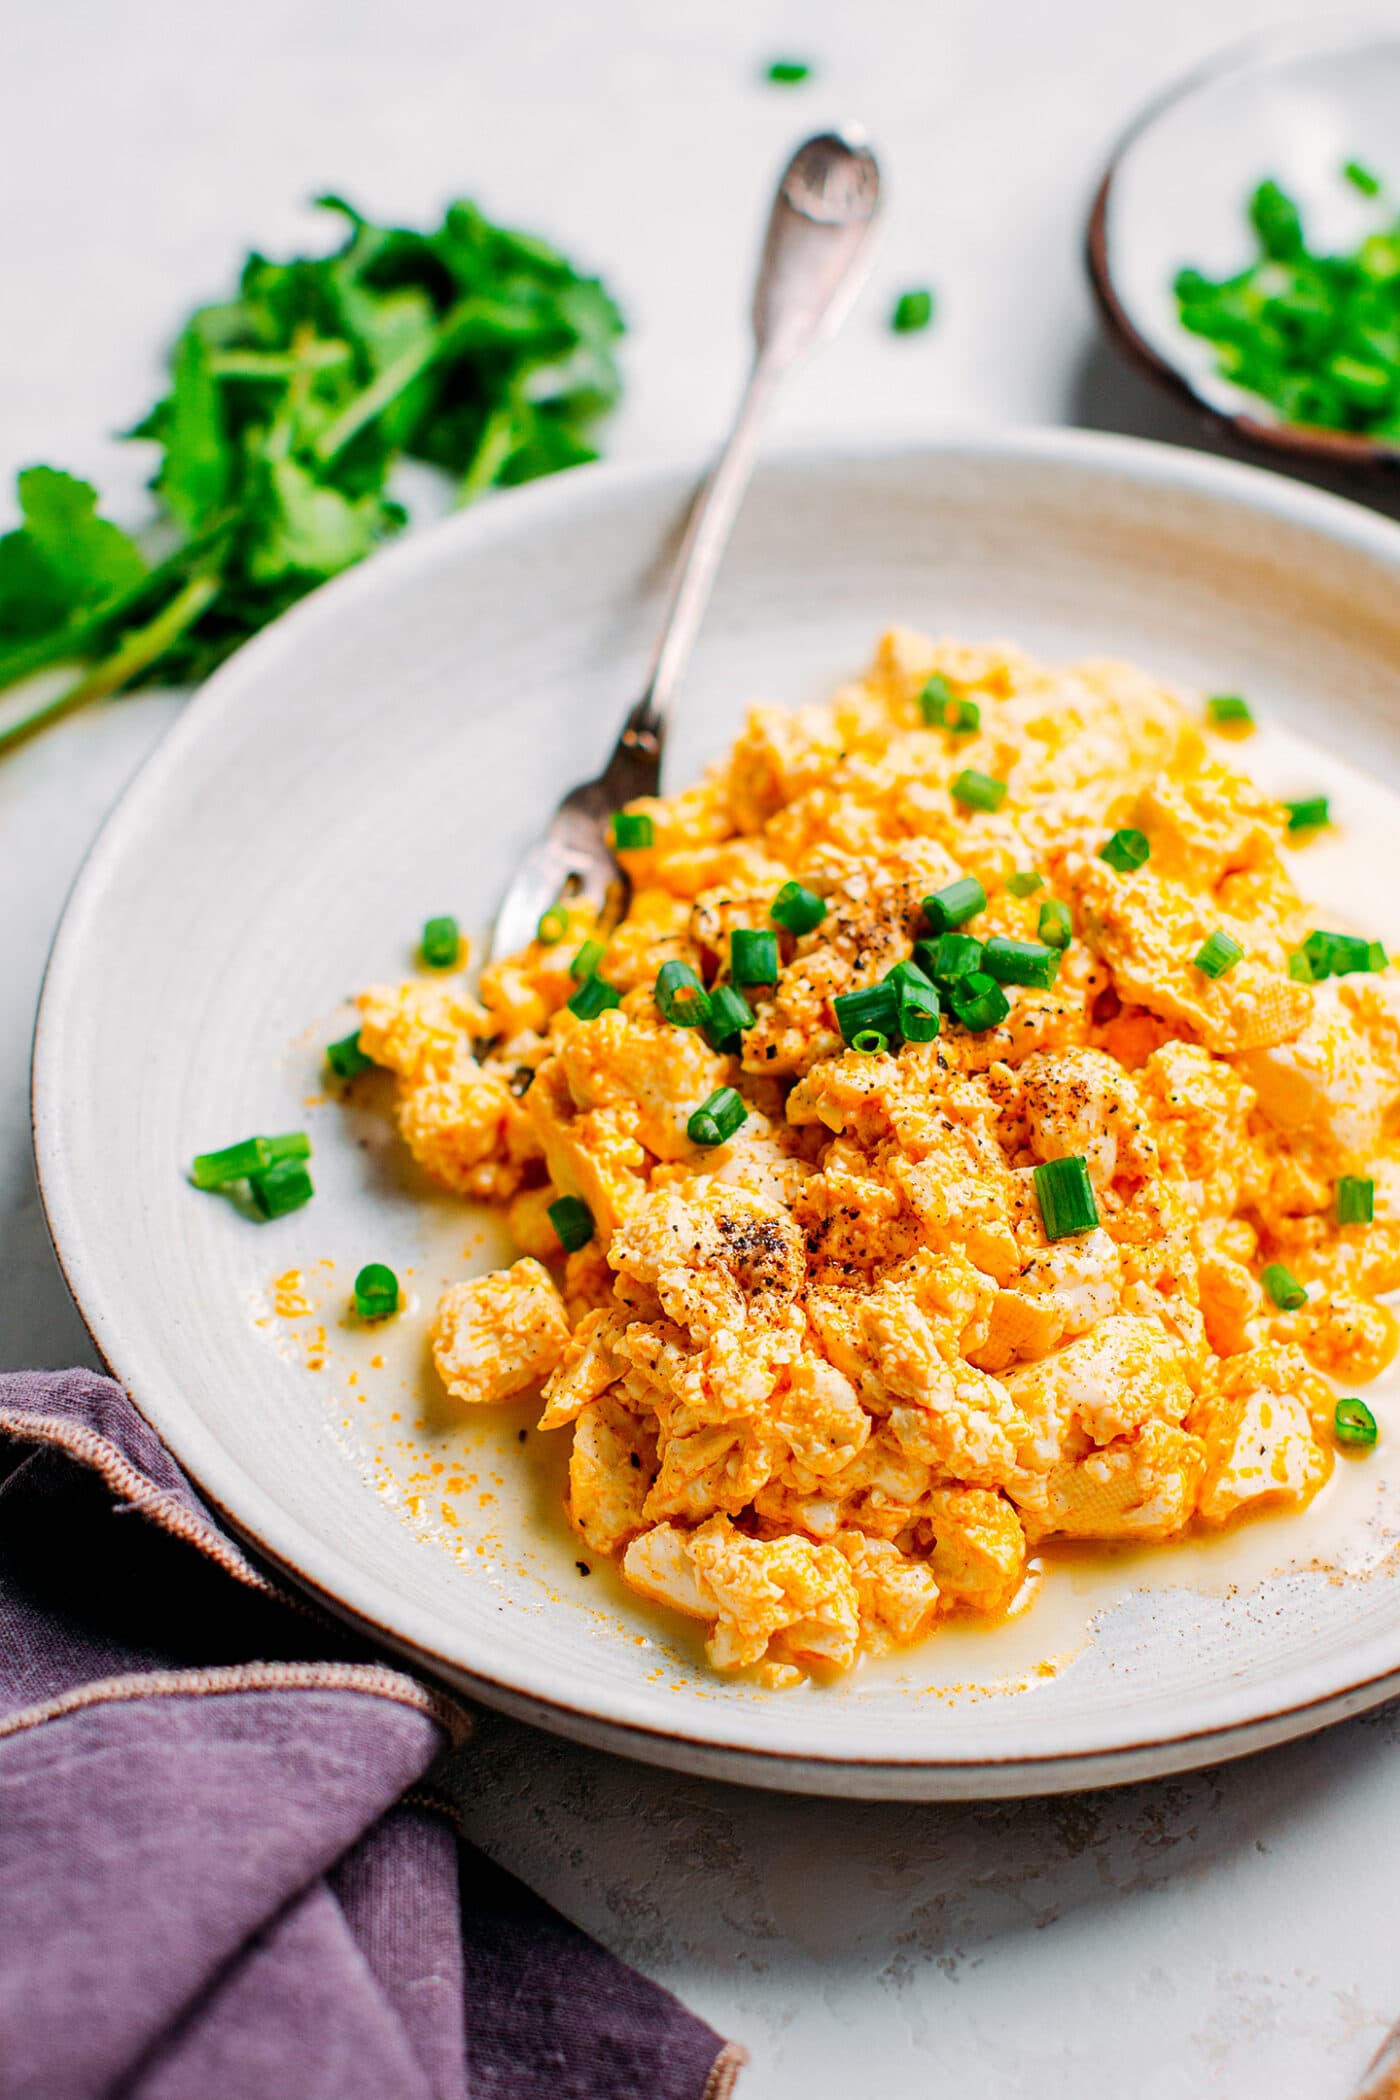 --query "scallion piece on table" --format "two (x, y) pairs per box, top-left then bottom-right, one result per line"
(834, 981), (901, 1047)
(770, 880), (827, 935)
(730, 928), (779, 985)
(1344, 160), (1383, 198)
(249, 1157), (314, 1218)
(980, 934), (1061, 990)
(949, 971), (1010, 1032)
(611, 811), (654, 851)
(687, 1086), (748, 1147)
(1006, 870), (1044, 898)
(567, 974), (620, 1020)
(1335, 1397), (1379, 1448)
(1337, 1175), (1375, 1225)
(1033, 1155), (1099, 1241)
(1100, 828), (1150, 873)
(765, 57), (811, 84)
(548, 1196), (595, 1253)
(570, 937), (607, 981)
(326, 1032), (372, 1081)
(1194, 929), (1244, 979)
(923, 876), (986, 932)
(1206, 693), (1253, 730)
(1284, 796), (1330, 832)
(420, 916), (460, 969)
(892, 289), (935, 334)
(654, 959), (710, 1029)
(951, 768), (1006, 813)
(1262, 1262), (1308, 1311)
(353, 1262), (400, 1321)
(191, 1131), (310, 1190)
(704, 984), (755, 1053)
(1038, 899), (1072, 950)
